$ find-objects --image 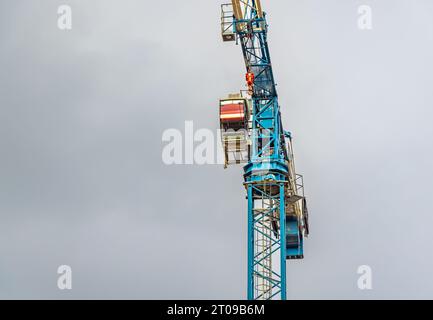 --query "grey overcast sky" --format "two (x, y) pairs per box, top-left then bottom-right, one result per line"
(1, 0), (433, 299)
